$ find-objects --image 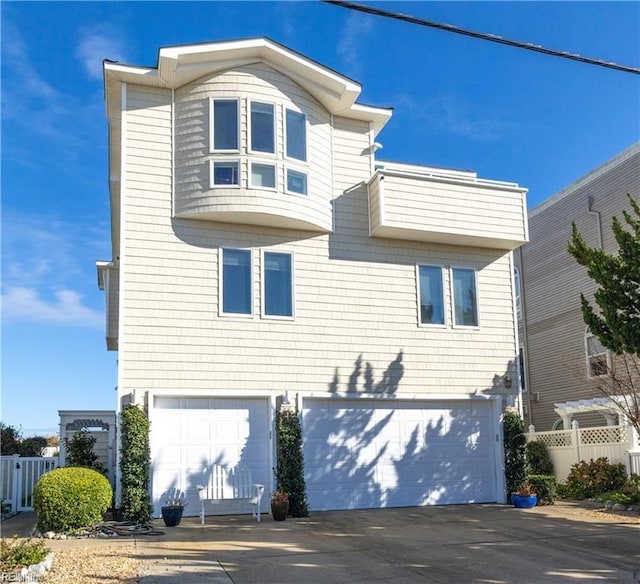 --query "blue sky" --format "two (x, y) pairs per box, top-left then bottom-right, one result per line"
(2, 1), (638, 437)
